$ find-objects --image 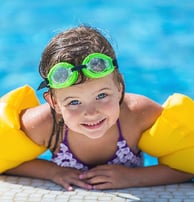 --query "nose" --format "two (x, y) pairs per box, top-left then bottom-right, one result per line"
(84, 103), (98, 116)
